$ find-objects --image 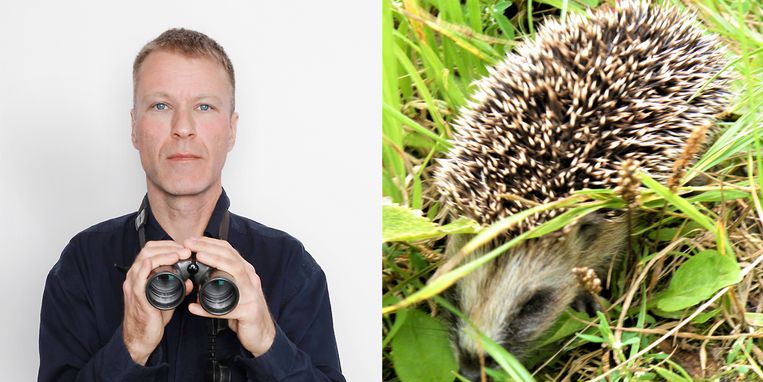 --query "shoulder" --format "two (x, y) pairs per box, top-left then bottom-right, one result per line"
(67, 213), (135, 251)
(49, 213), (135, 279)
(228, 212), (321, 276)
